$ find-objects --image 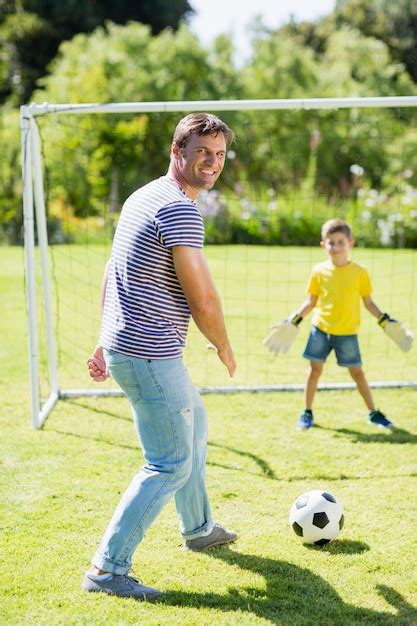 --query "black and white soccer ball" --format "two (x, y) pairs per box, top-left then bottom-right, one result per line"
(289, 490), (344, 545)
